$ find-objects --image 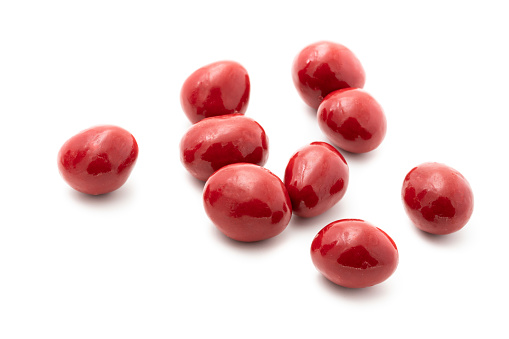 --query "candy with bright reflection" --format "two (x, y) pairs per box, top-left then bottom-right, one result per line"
(58, 125), (138, 195)
(311, 219), (398, 288)
(402, 162), (474, 235)
(292, 41), (365, 109)
(180, 114), (268, 181)
(317, 88), (387, 153)
(284, 142), (349, 217)
(180, 60), (250, 123)
(203, 163), (292, 242)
